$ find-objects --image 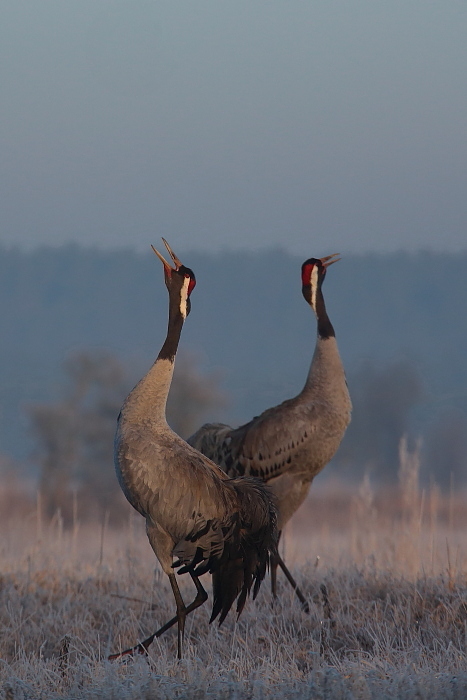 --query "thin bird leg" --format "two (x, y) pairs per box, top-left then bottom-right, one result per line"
(108, 573), (208, 661)
(270, 530), (282, 599)
(271, 555), (279, 598)
(276, 552), (310, 613)
(169, 572), (187, 660)
(270, 531), (310, 613)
